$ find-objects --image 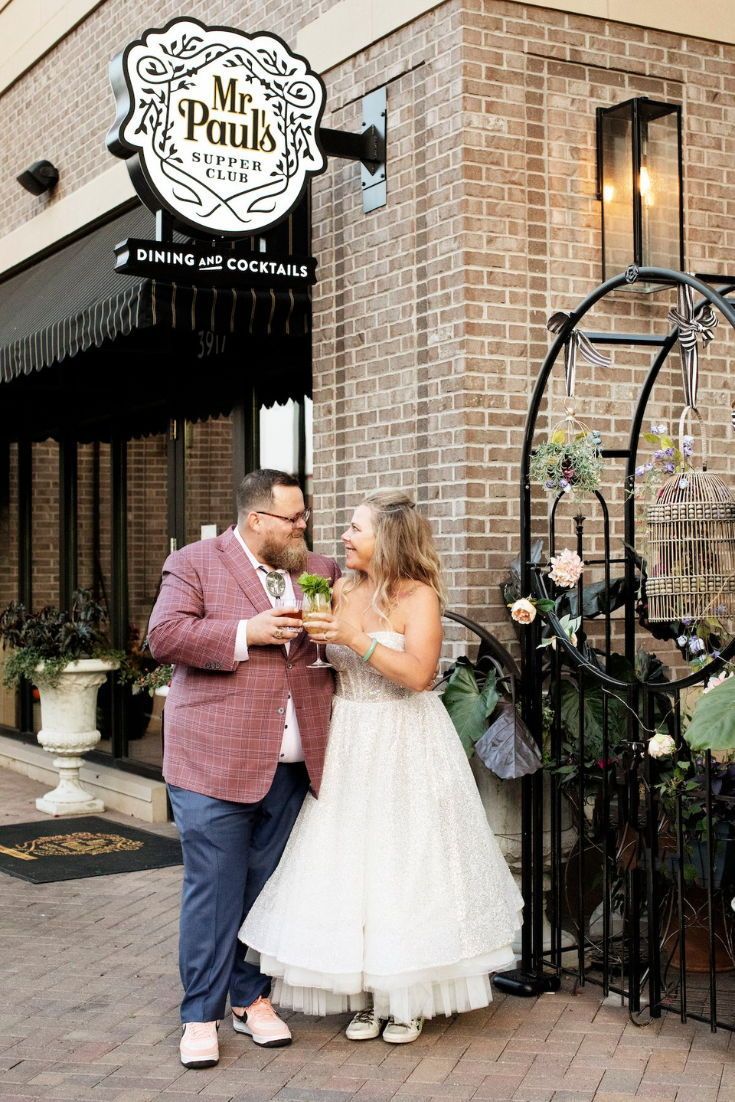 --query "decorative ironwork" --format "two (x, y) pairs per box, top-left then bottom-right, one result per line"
(515, 268), (735, 1031)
